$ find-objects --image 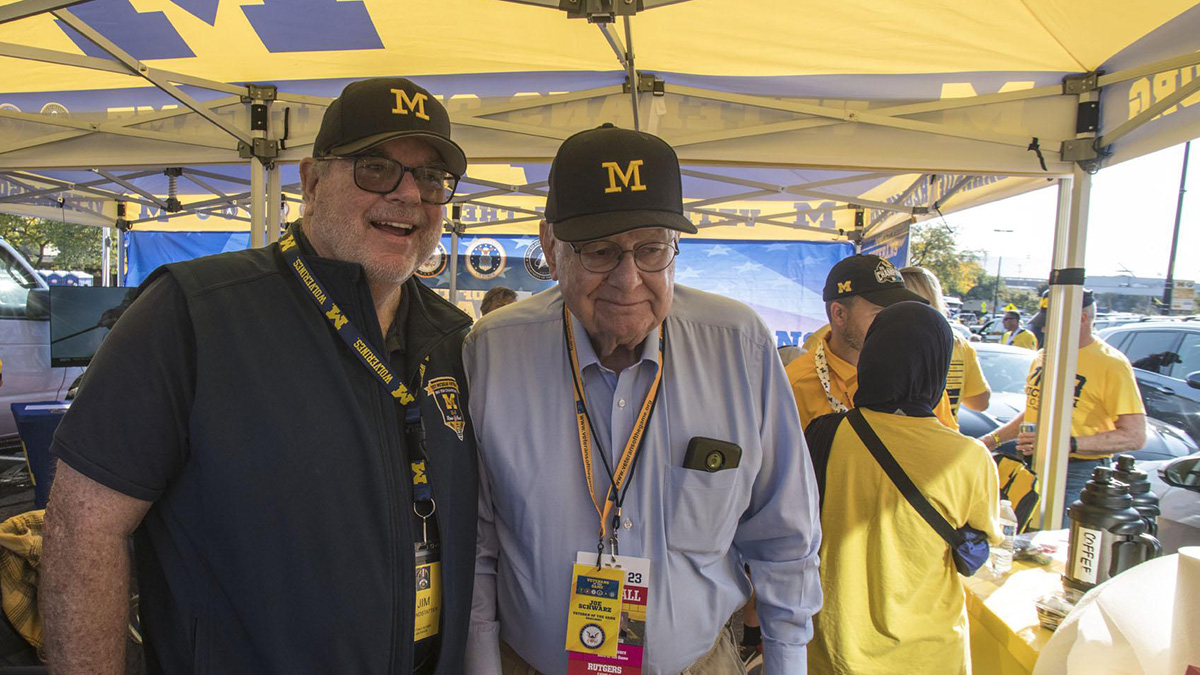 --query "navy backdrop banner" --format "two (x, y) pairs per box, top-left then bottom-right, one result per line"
(126, 231), (854, 346)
